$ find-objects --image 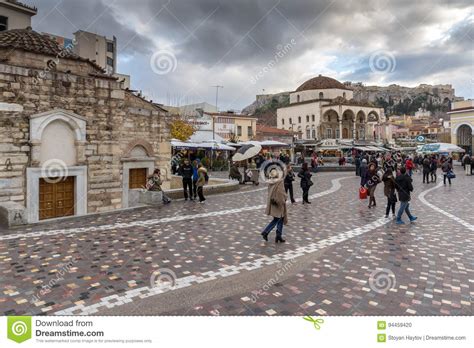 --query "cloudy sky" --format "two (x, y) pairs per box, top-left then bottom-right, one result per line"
(31, 0), (473, 111)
